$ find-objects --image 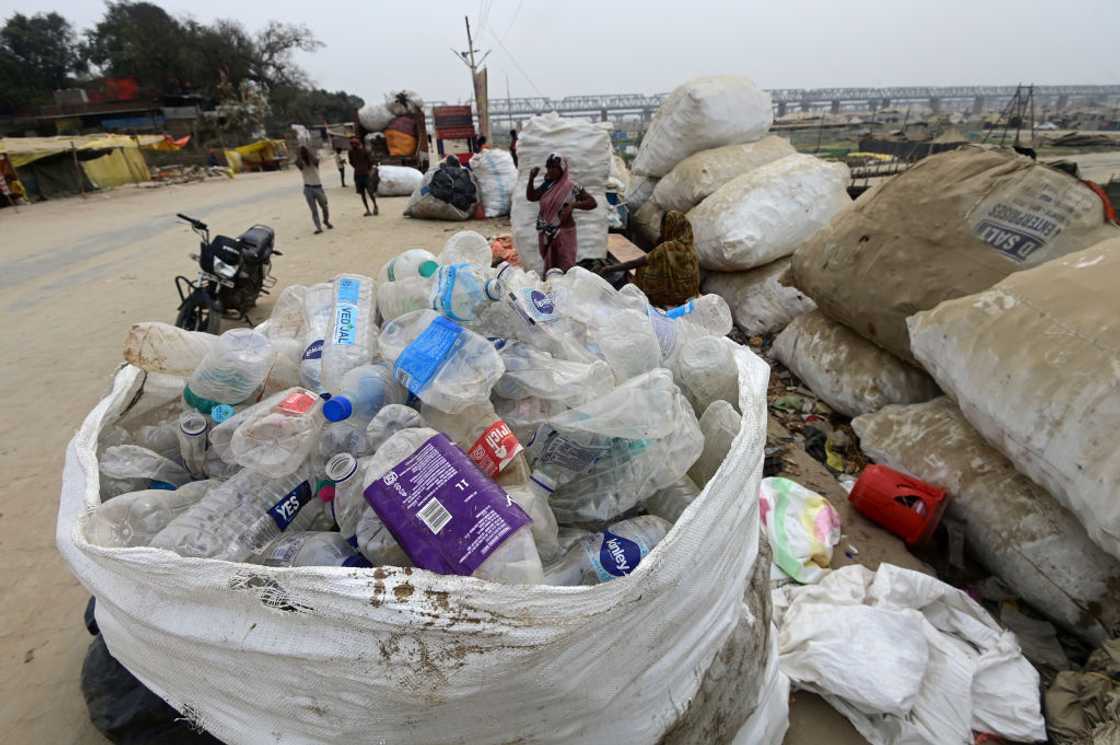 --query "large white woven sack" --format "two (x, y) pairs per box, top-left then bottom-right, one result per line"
(58, 345), (779, 745)
(511, 113), (611, 275)
(653, 136), (796, 214)
(909, 238), (1120, 561)
(376, 165), (424, 197)
(470, 149), (517, 217)
(702, 259), (816, 337)
(688, 154), (851, 272)
(632, 76), (773, 178)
